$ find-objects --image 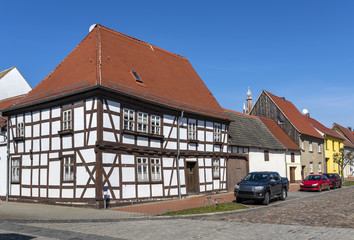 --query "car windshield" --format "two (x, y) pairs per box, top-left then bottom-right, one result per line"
(324, 174), (334, 179)
(305, 175), (321, 181)
(243, 173), (270, 182)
